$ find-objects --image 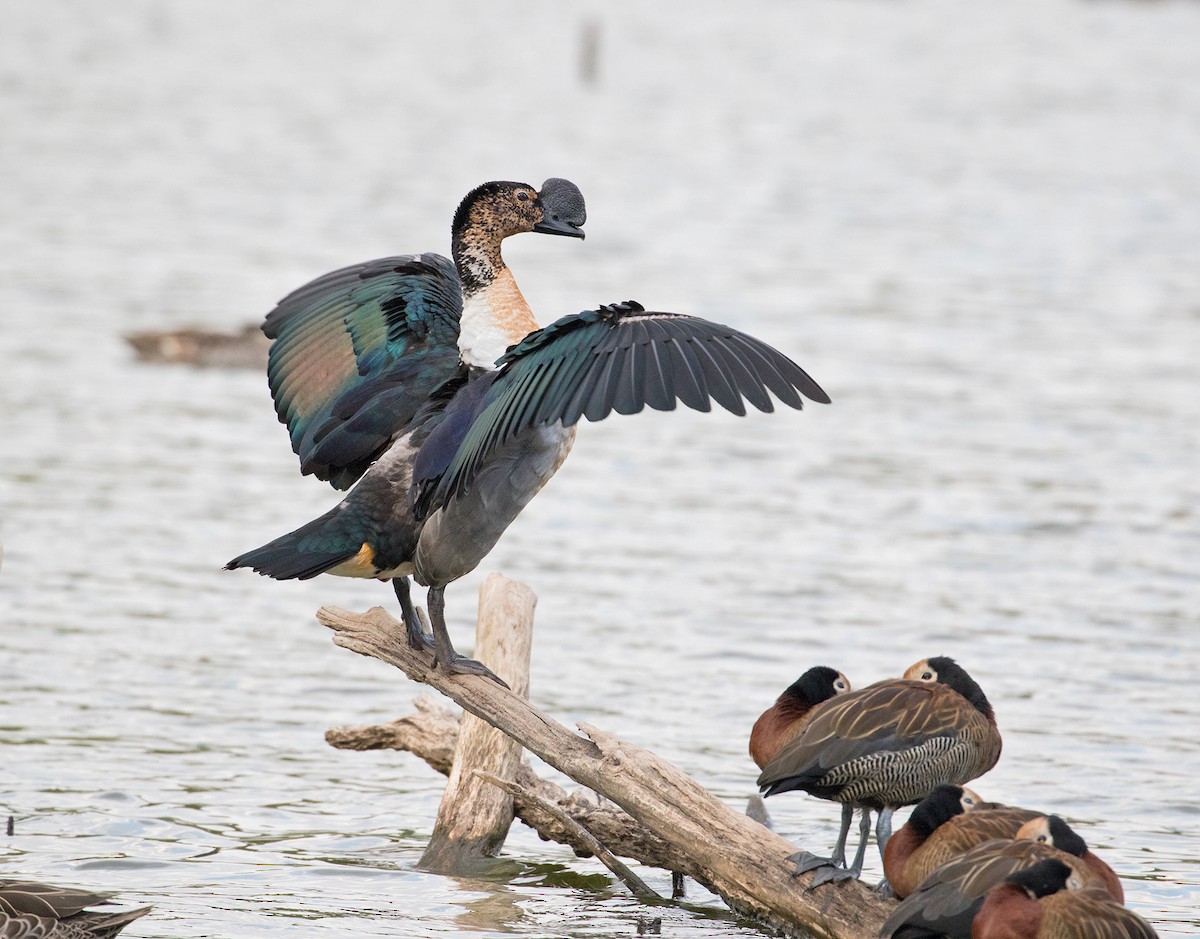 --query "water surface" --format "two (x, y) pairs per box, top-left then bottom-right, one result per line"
(2, 1), (1198, 935)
